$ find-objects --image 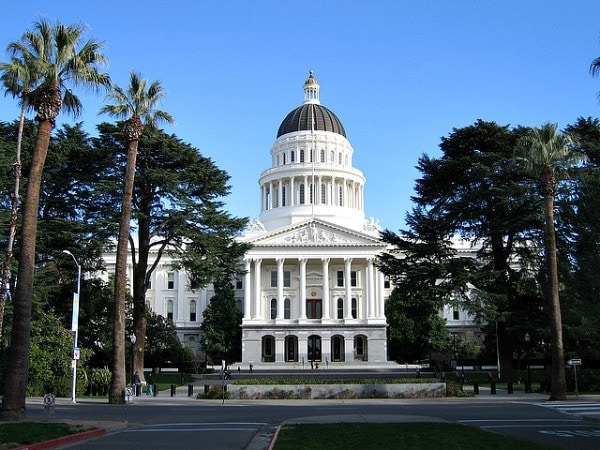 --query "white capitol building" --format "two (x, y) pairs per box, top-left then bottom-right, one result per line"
(101, 72), (477, 367)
